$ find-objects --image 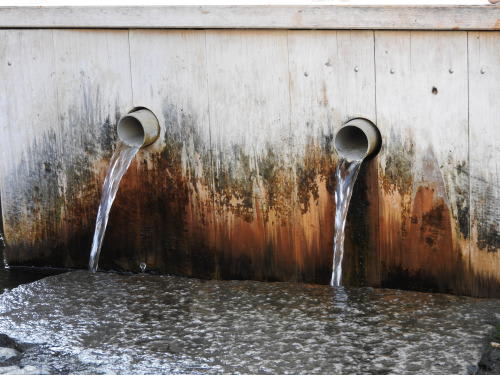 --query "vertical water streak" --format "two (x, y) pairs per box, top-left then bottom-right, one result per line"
(89, 142), (139, 272)
(1, 232), (8, 269)
(331, 158), (362, 287)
